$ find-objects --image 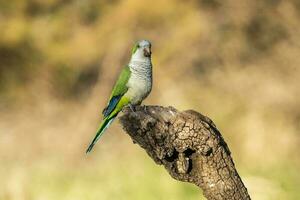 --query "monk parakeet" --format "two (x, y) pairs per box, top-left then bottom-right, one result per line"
(86, 40), (153, 153)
